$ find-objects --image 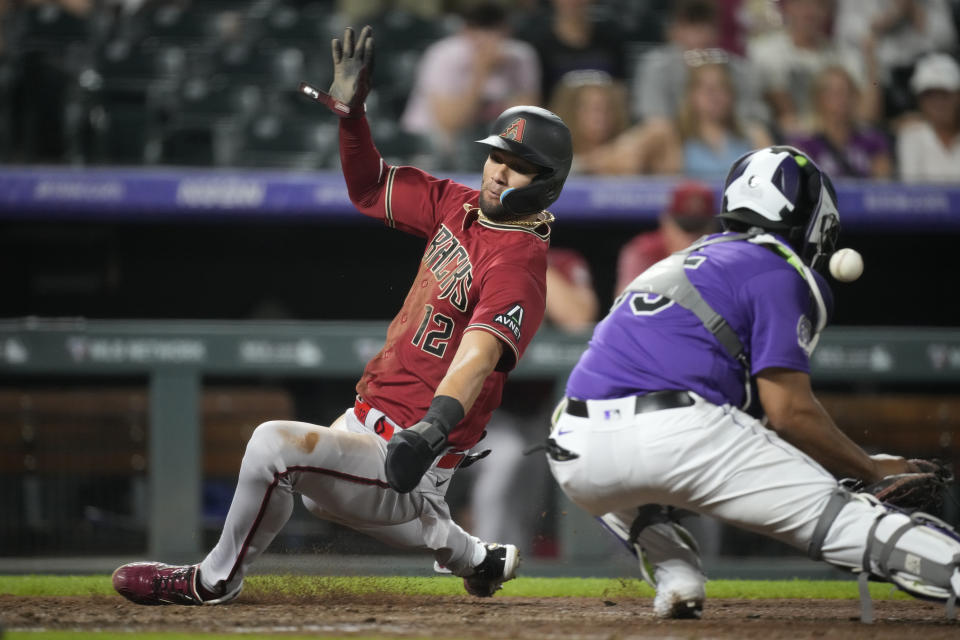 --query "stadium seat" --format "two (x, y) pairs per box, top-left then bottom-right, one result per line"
(84, 86), (158, 164)
(158, 125), (216, 166)
(91, 38), (185, 91)
(233, 112), (337, 169)
(175, 76), (263, 123)
(14, 3), (93, 52)
(371, 126), (434, 169)
(212, 41), (307, 91)
(0, 55), (12, 162)
(256, 2), (329, 45)
(130, 3), (221, 47)
(158, 77), (264, 166)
